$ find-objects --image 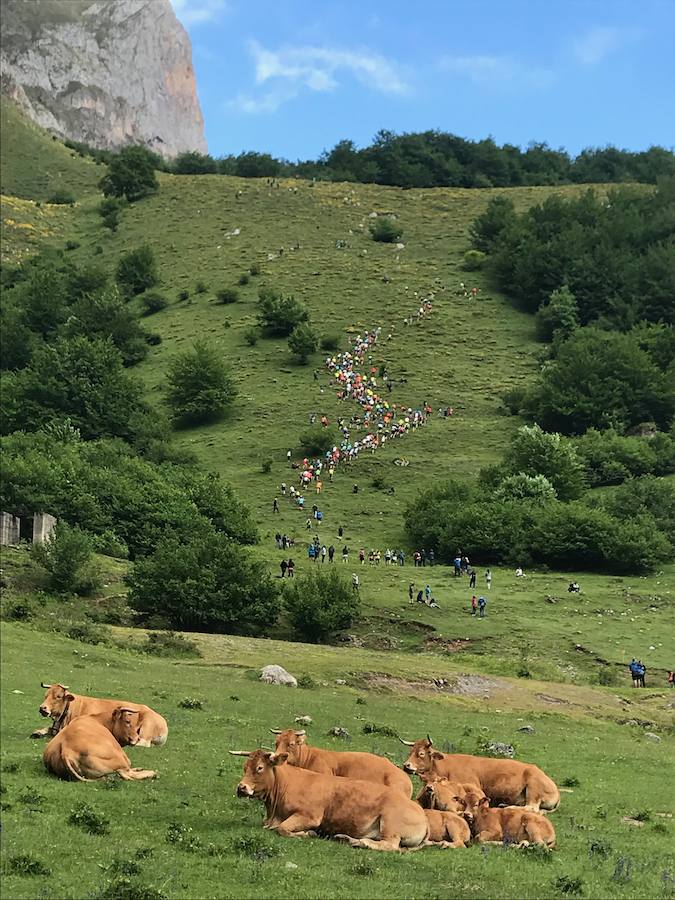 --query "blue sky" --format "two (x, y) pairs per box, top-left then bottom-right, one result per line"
(170, 0), (675, 160)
